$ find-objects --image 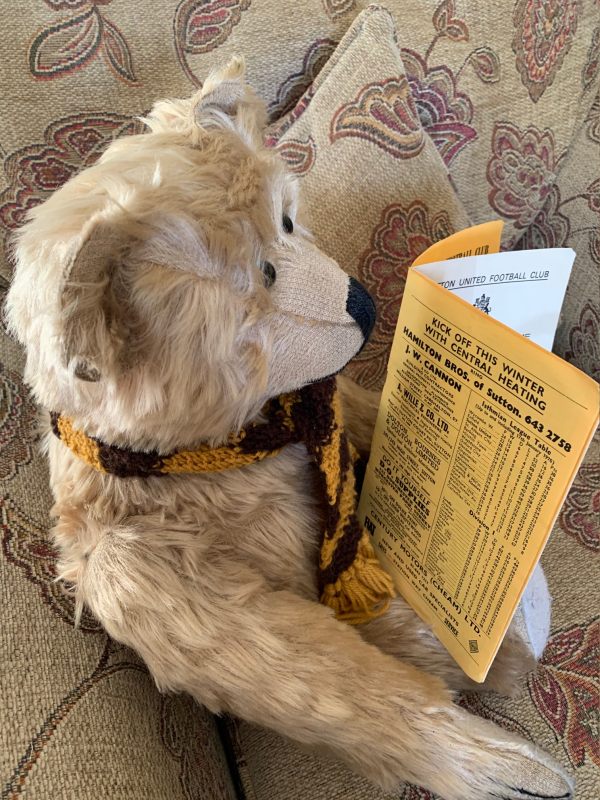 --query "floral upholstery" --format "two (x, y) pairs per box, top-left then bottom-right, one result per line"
(1, 2), (598, 799)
